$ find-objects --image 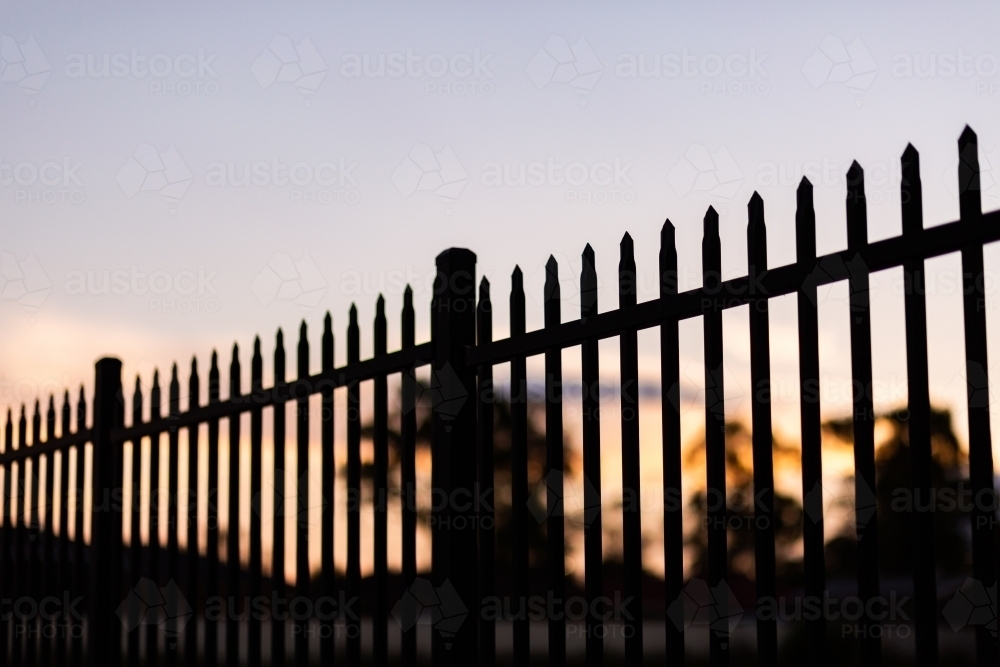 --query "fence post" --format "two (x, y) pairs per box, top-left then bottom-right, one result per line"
(430, 248), (477, 667)
(88, 357), (123, 667)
